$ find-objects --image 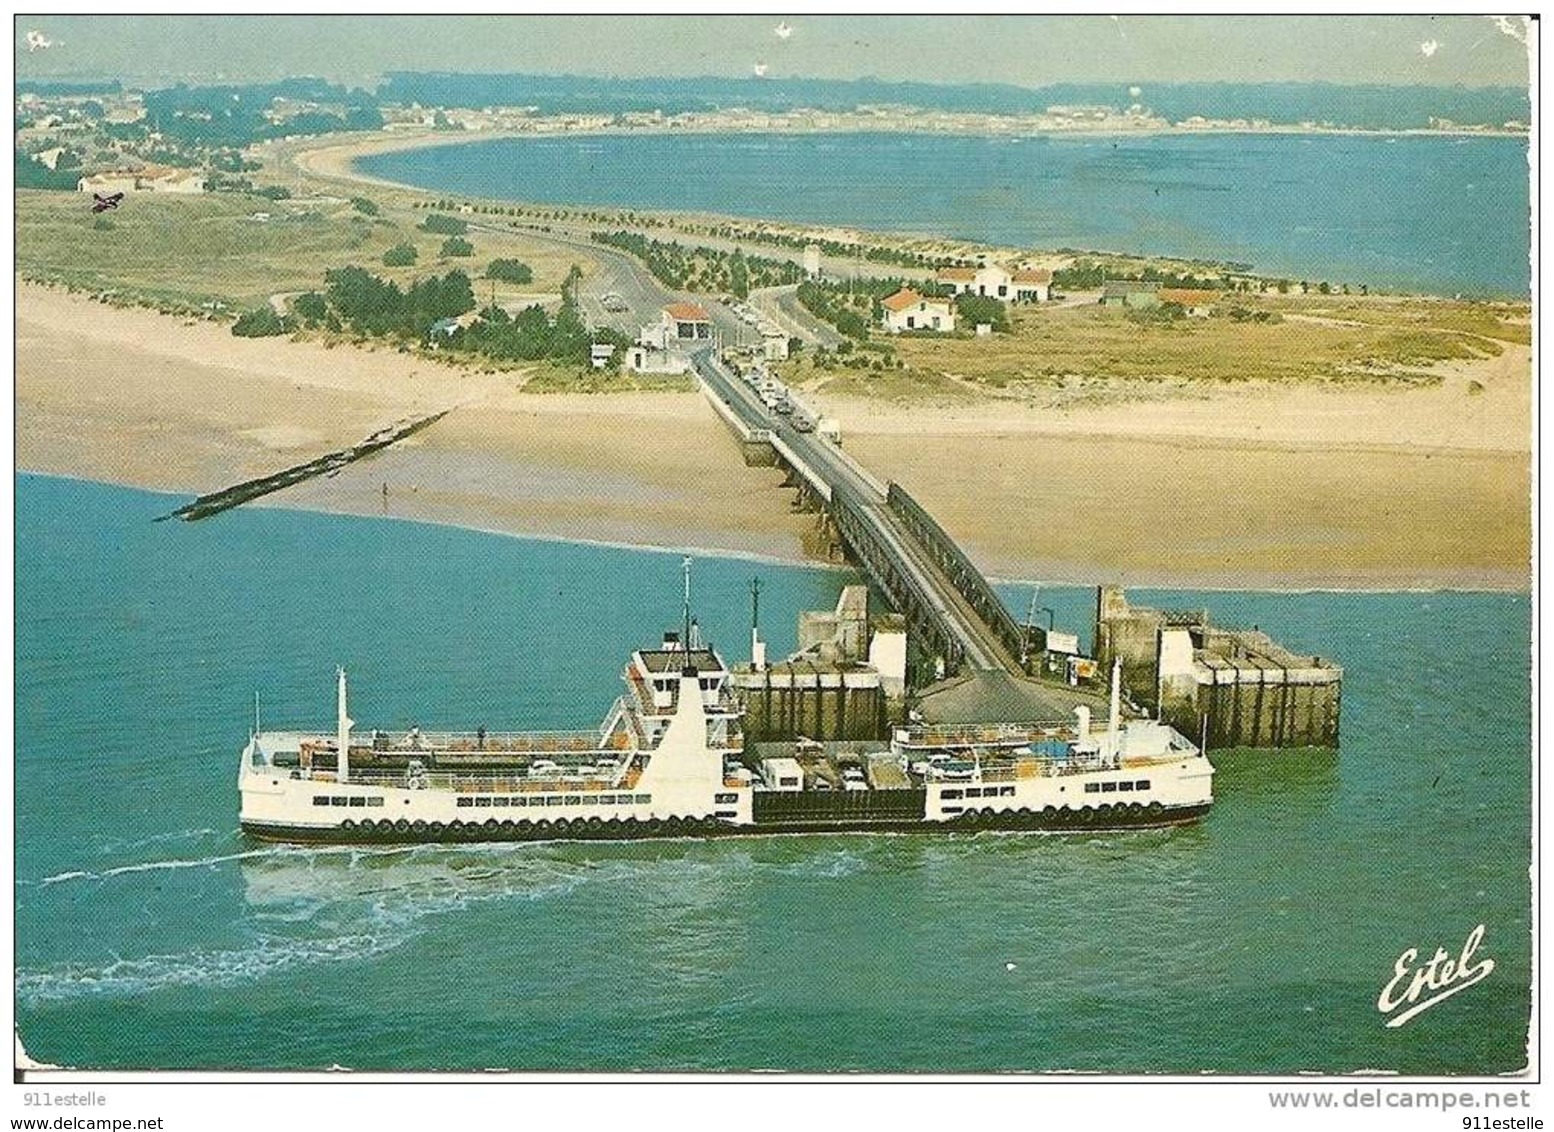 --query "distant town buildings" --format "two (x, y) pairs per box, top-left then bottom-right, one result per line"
(880, 288), (955, 334)
(78, 165), (206, 195)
